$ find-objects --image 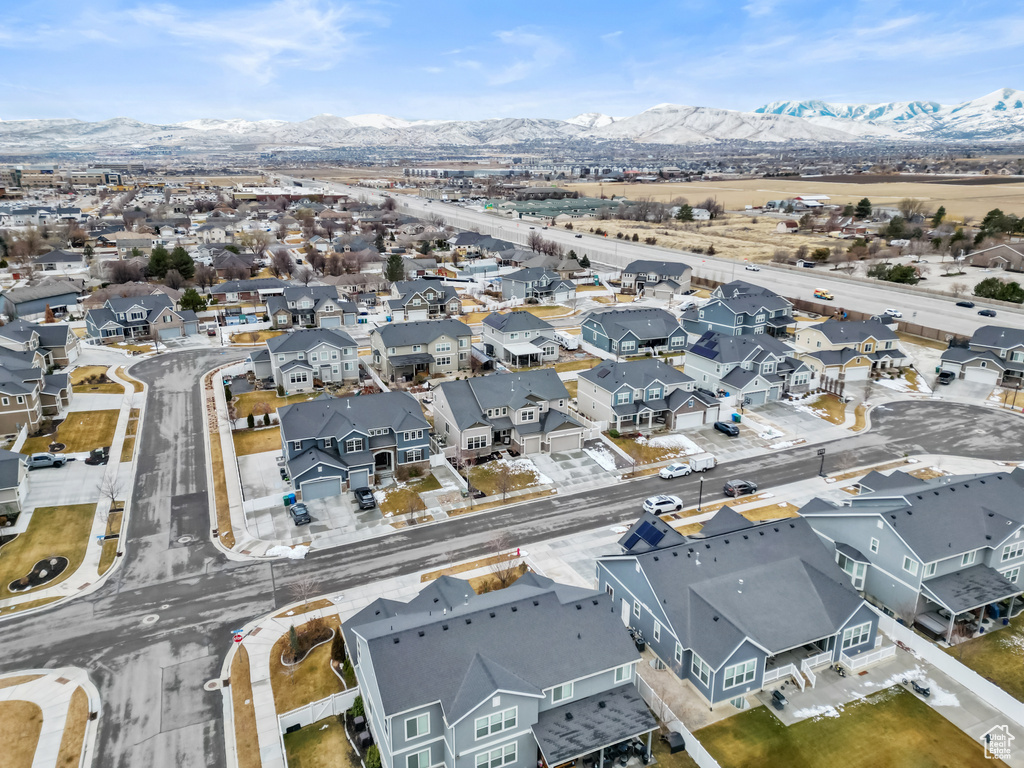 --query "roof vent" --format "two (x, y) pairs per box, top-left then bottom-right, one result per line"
(511, 606), (518, 612)
(986, 535), (992, 540)
(442, 624), (449, 631)
(565, 712), (574, 721)
(673, 551), (678, 556)
(598, 701), (606, 709)
(653, 556), (659, 561)
(989, 512), (995, 517)
(465, 618), (472, 625)
(393, 638), (400, 644)
(433, 598), (439, 603)
(489, 612), (496, 618)
(576, 604), (582, 610)
(533, 601), (539, 606)
(724, 539), (729, 544)
(592, 599), (599, 606)
(418, 630), (425, 637)
(713, 616), (719, 622)
(773, 527), (779, 532)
